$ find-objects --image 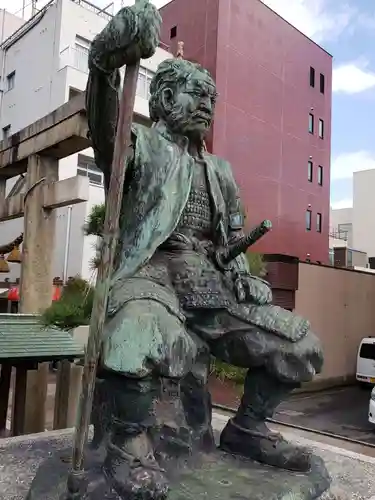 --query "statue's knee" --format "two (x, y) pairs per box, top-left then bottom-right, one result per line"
(267, 333), (323, 384)
(304, 330), (324, 374)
